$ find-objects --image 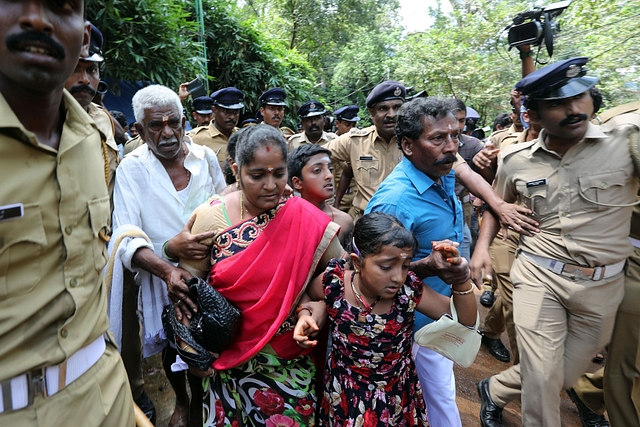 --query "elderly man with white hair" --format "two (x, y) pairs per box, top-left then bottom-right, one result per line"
(110, 84), (225, 426)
